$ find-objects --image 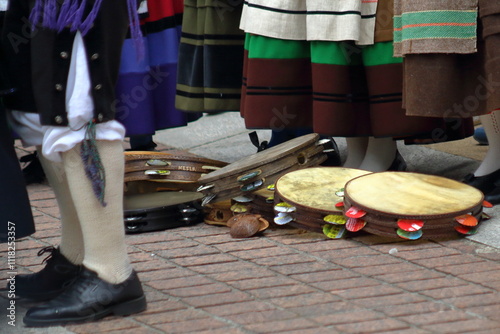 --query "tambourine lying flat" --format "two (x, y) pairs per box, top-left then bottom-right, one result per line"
(197, 133), (331, 205)
(124, 151), (228, 188)
(342, 171), (485, 239)
(273, 167), (372, 235)
(124, 191), (204, 233)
